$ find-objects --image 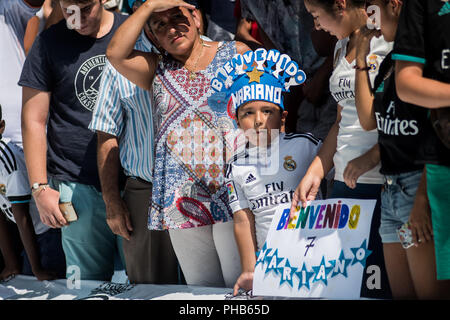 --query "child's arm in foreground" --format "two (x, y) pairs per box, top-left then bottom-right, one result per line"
(233, 208), (257, 295)
(0, 214), (21, 280)
(12, 202), (56, 280)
